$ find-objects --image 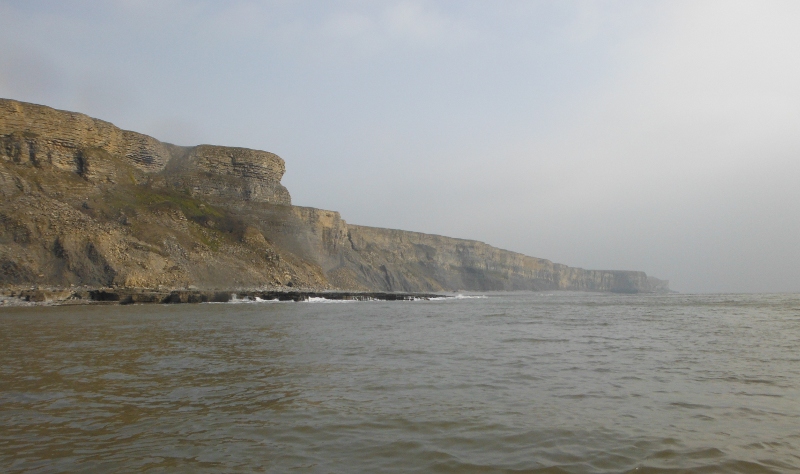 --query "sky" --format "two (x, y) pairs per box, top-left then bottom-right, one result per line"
(1, 0), (799, 293)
